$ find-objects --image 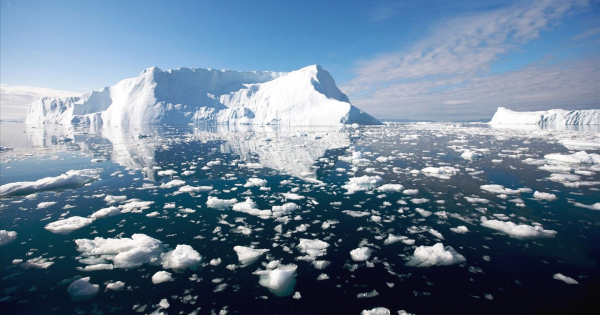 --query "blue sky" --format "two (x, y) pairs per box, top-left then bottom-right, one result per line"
(1, 0), (599, 120)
